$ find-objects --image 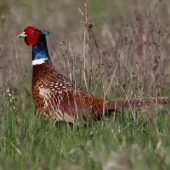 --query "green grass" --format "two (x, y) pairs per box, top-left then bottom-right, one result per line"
(1, 93), (170, 169)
